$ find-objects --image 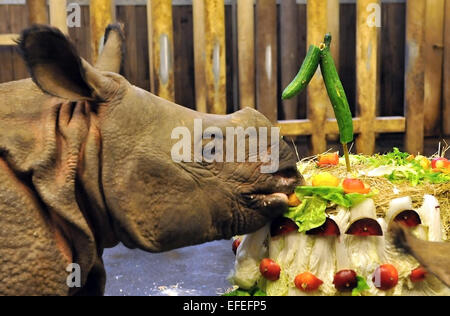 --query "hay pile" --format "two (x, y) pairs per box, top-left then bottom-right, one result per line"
(298, 155), (450, 240)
